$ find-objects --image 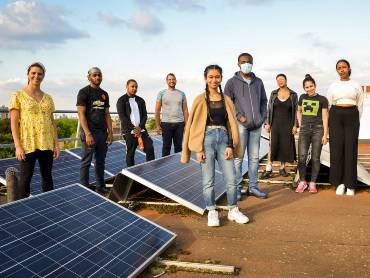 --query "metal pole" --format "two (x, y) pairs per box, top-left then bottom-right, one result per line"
(75, 119), (80, 148)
